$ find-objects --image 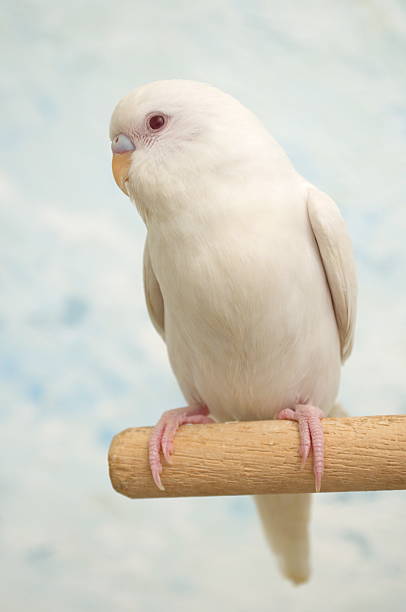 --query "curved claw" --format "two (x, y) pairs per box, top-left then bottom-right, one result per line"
(277, 404), (325, 492)
(148, 405), (213, 490)
(148, 422), (167, 490)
